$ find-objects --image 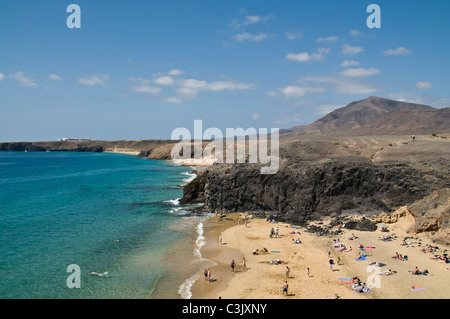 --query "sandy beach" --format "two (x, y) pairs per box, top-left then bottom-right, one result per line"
(190, 213), (449, 299)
